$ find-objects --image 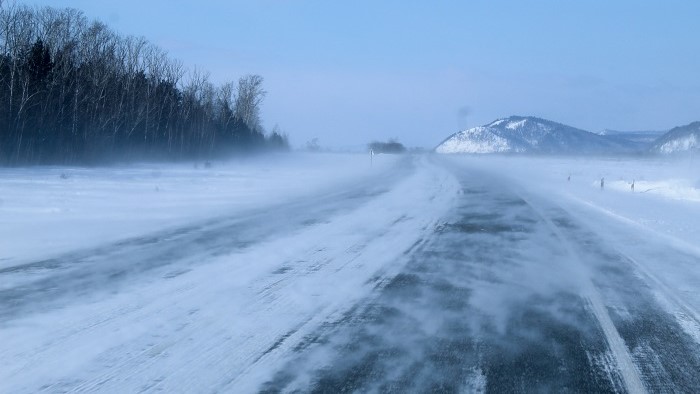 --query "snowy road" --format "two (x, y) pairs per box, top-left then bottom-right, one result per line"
(2, 155), (700, 393)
